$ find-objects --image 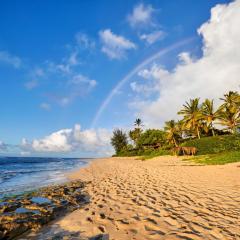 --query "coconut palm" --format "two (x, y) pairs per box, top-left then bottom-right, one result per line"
(217, 107), (240, 133)
(129, 128), (141, 146)
(220, 91), (240, 113)
(164, 120), (180, 146)
(134, 118), (143, 128)
(201, 99), (219, 136)
(178, 98), (203, 139)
